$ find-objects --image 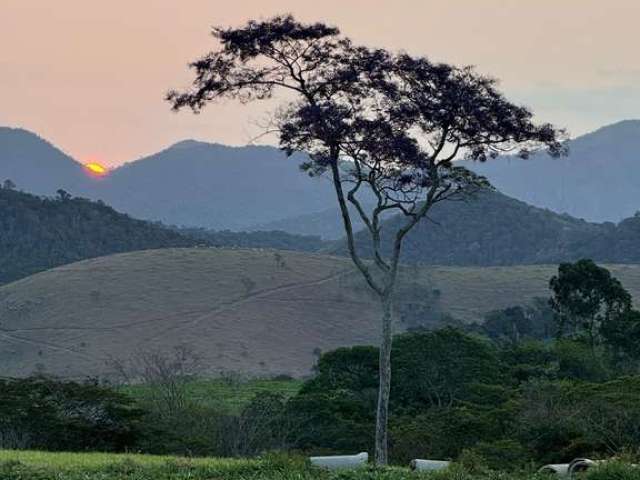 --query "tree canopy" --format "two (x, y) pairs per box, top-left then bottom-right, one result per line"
(550, 259), (633, 348)
(168, 14), (566, 464)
